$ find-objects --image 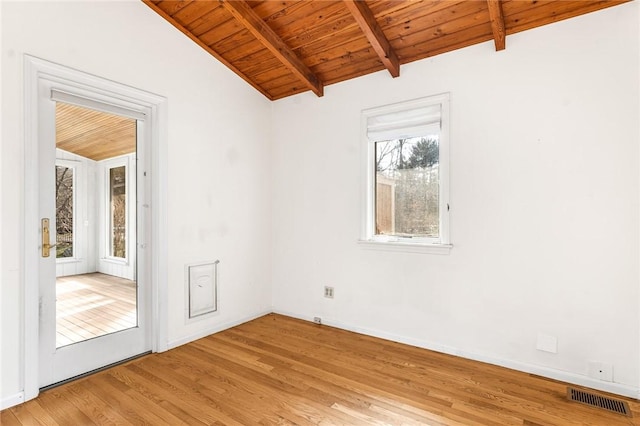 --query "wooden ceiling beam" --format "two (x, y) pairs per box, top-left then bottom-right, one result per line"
(343, 0), (400, 78)
(486, 0), (506, 51)
(141, 0), (274, 100)
(220, 0), (324, 97)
